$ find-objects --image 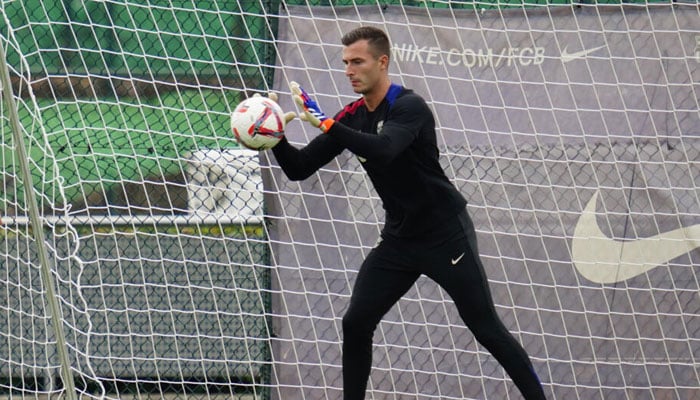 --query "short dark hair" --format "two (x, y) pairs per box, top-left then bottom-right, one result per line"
(341, 26), (391, 60)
